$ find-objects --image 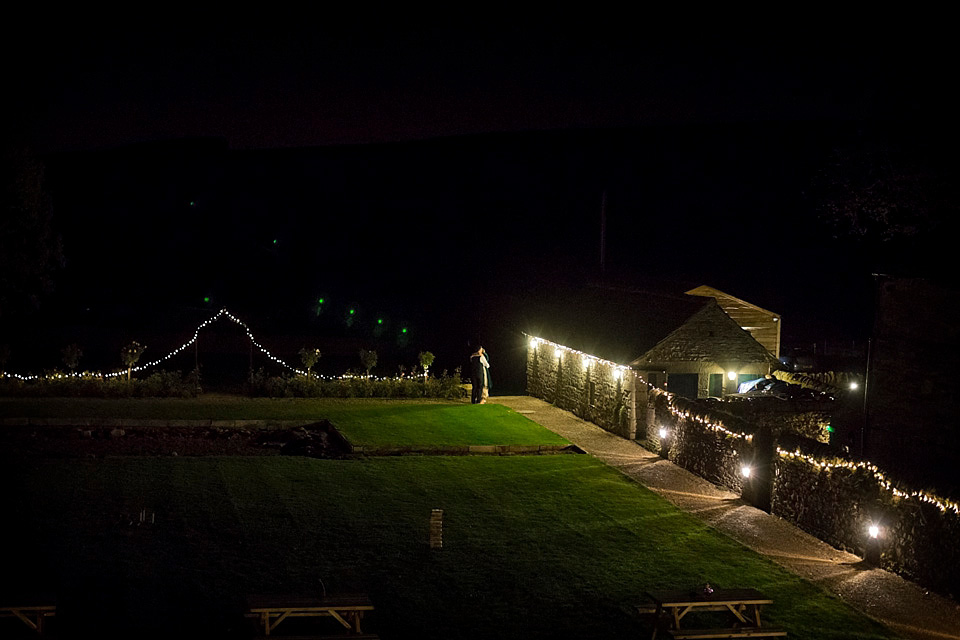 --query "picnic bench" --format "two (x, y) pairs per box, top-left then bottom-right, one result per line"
(0, 603), (56, 635)
(245, 593), (374, 637)
(644, 588), (785, 639)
